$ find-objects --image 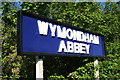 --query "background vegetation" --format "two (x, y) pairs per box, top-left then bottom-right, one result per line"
(2, 2), (120, 79)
